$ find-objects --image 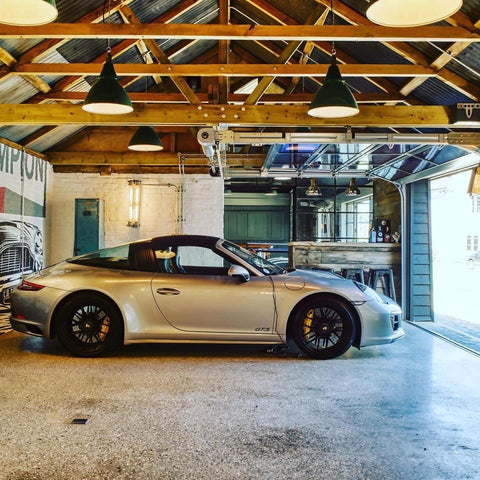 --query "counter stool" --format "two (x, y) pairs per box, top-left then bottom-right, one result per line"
(341, 268), (365, 284)
(311, 266), (335, 273)
(368, 268), (396, 301)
